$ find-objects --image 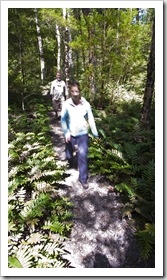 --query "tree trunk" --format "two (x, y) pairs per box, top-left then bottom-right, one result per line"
(18, 34), (25, 110)
(82, 9), (96, 101)
(116, 8), (120, 40)
(67, 10), (73, 79)
(77, 9), (86, 72)
(63, 8), (69, 85)
(34, 8), (45, 84)
(20, 54), (25, 110)
(99, 9), (107, 108)
(56, 24), (61, 71)
(140, 17), (155, 129)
